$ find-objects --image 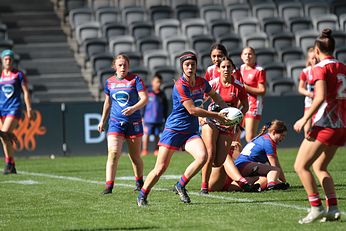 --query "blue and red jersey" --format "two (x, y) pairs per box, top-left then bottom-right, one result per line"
(0, 69), (27, 111)
(104, 73), (146, 122)
(234, 133), (277, 168)
(164, 75), (211, 133)
(143, 87), (168, 124)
